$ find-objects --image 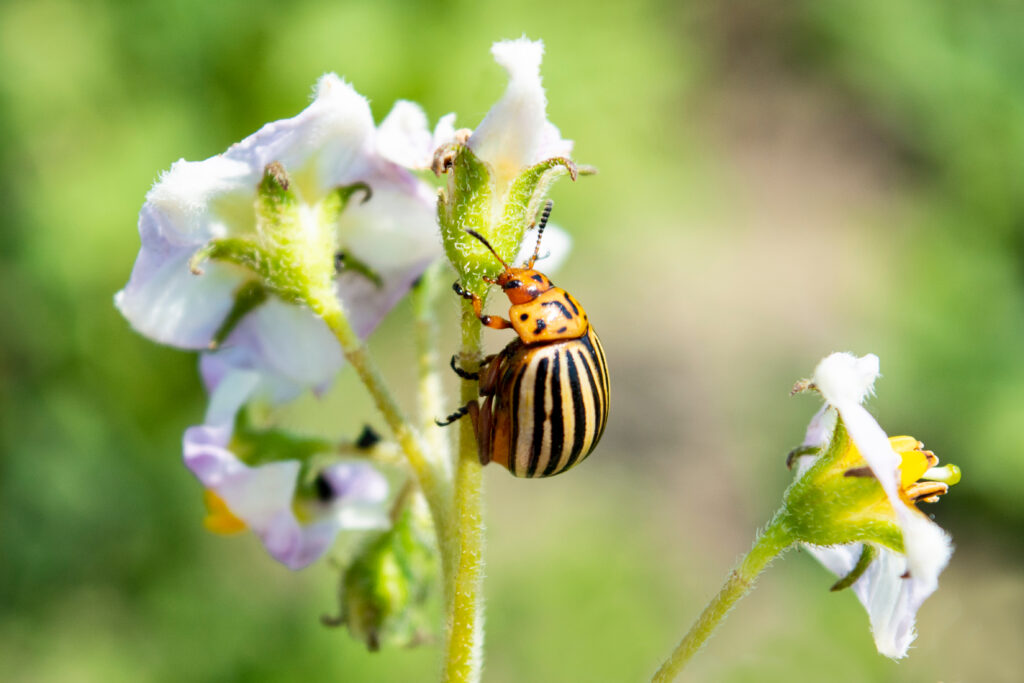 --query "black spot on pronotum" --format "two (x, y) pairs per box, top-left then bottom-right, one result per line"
(355, 425), (382, 449)
(531, 274), (545, 283)
(502, 279), (523, 290)
(542, 300), (573, 318)
(519, 313), (529, 321)
(533, 319), (547, 335)
(558, 326), (568, 333)
(563, 292), (579, 316)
